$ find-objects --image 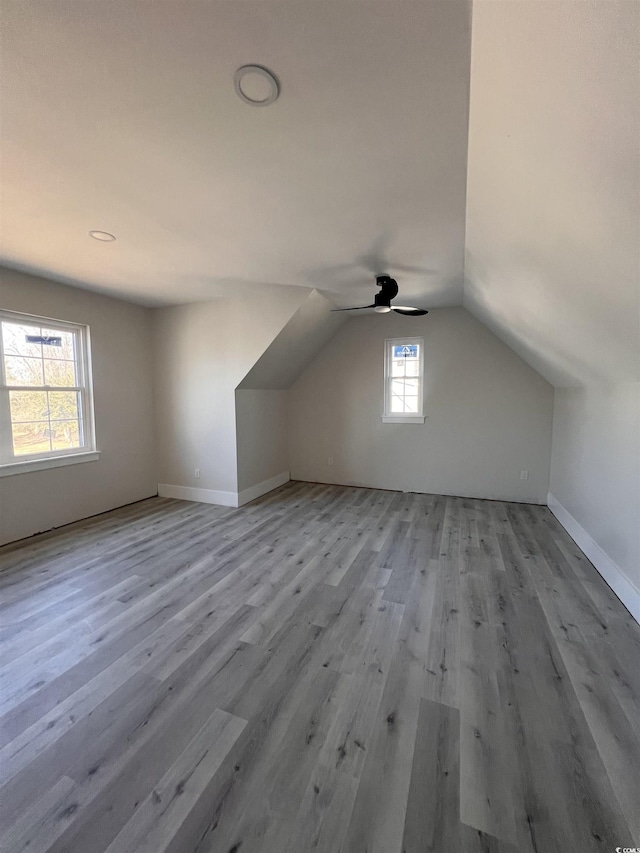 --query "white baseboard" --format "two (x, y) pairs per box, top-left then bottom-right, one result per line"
(157, 471), (290, 510)
(237, 471), (290, 506)
(547, 492), (640, 624)
(157, 483), (238, 507)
